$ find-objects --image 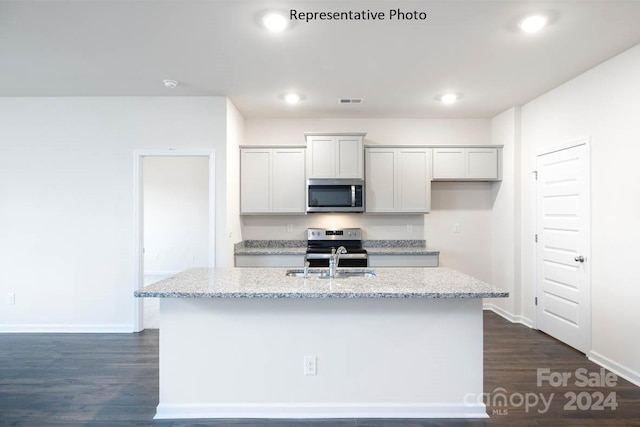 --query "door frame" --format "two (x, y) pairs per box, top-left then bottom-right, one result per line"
(132, 149), (216, 332)
(533, 137), (591, 353)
